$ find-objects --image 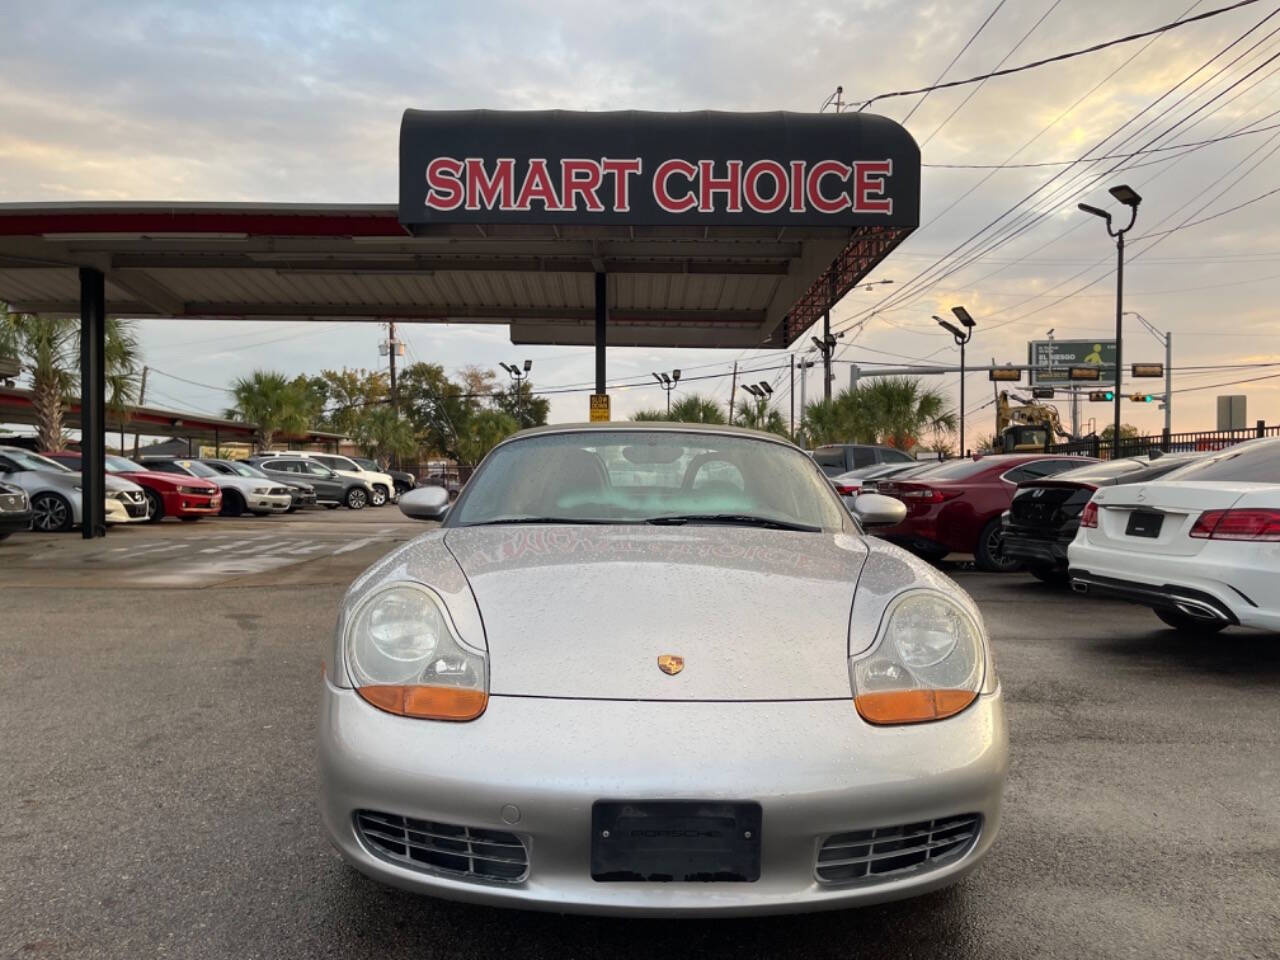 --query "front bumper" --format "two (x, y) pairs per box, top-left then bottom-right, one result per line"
(170, 493), (221, 517)
(319, 682), (1007, 916)
(247, 492), (292, 514)
(0, 509), (33, 534)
